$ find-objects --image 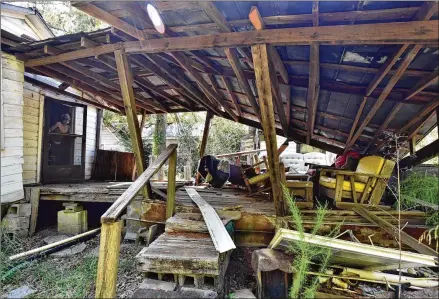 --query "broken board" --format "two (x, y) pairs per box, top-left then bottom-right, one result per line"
(269, 228), (438, 269)
(185, 187), (236, 253)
